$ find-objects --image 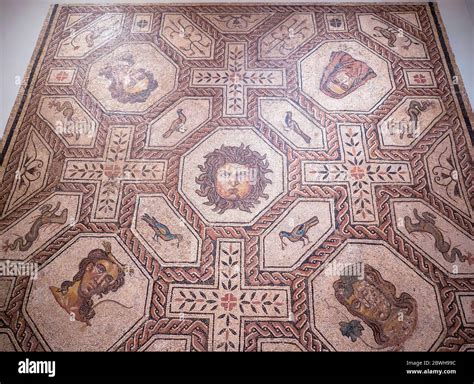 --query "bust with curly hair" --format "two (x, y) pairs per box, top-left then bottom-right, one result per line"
(49, 242), (126, 326)
(195, 143), (272, 214)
